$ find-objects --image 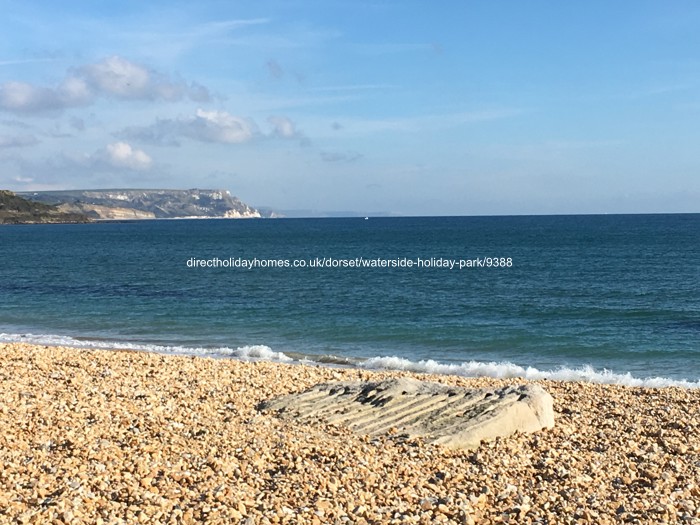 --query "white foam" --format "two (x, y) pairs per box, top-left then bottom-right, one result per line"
(0, 332), (89, 348)
(0, 333), (292, 363)
(360, 356), (700, 389)
(231, 344), (293, 362)
(2, 332), (698, 388)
